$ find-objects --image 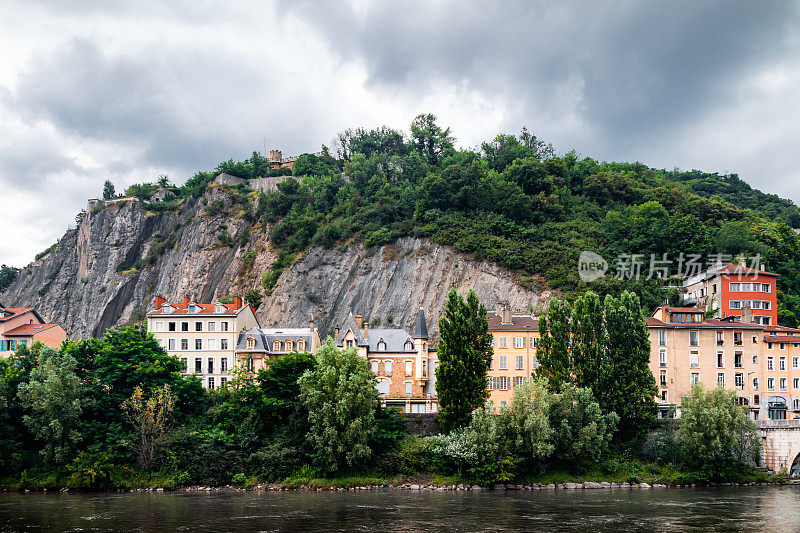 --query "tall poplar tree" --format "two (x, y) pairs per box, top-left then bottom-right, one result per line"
(571, 292), (605, 391)
(435, 288), (493, 431)
(535, 298), (572, 391)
